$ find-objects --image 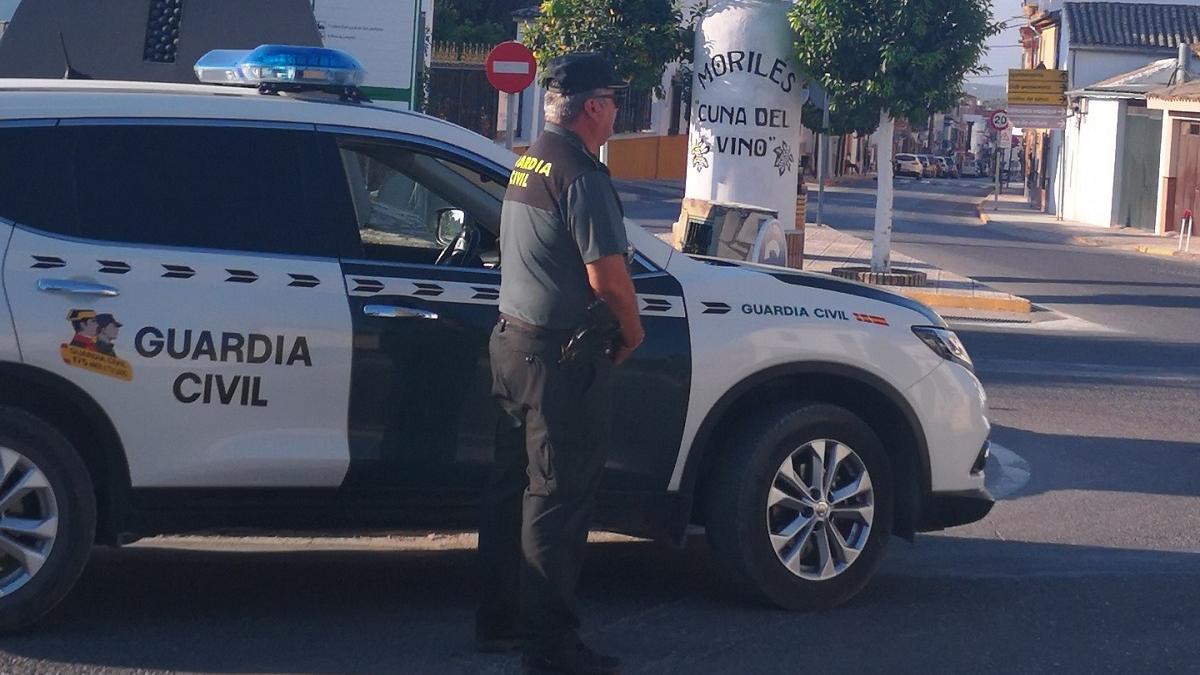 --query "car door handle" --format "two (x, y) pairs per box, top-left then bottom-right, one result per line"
(37, 278), (121, 297)
(363, 304), (439, 320)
